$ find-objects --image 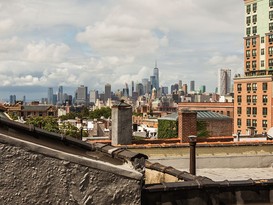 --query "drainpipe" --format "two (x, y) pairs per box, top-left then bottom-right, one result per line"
(188, 135), (197, 175)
